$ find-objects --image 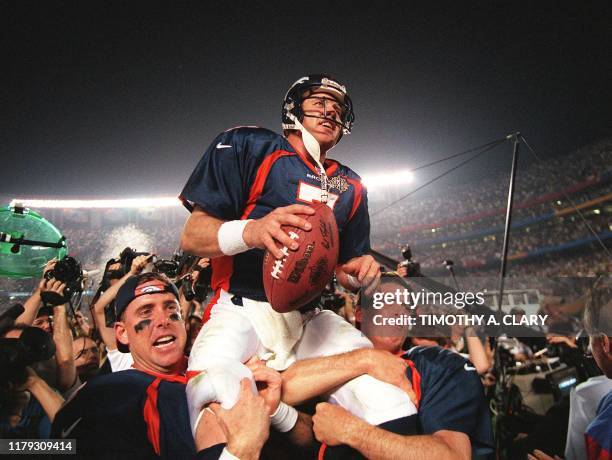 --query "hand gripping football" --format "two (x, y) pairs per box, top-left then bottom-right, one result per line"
(263, 203), (339, 313)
